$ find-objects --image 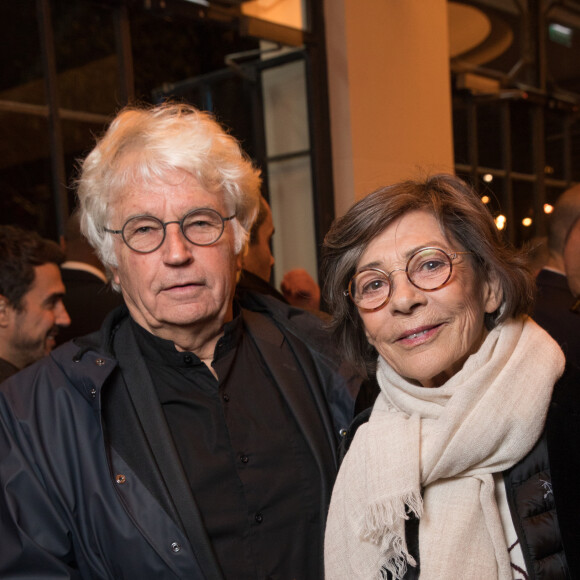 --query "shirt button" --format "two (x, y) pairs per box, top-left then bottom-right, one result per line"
(183, 355), (193, 365)
(223, 393), (230, 402)
(171, 542), (181, 553)
(240, 454), (249, 464)
(255, 513), (263, 524)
